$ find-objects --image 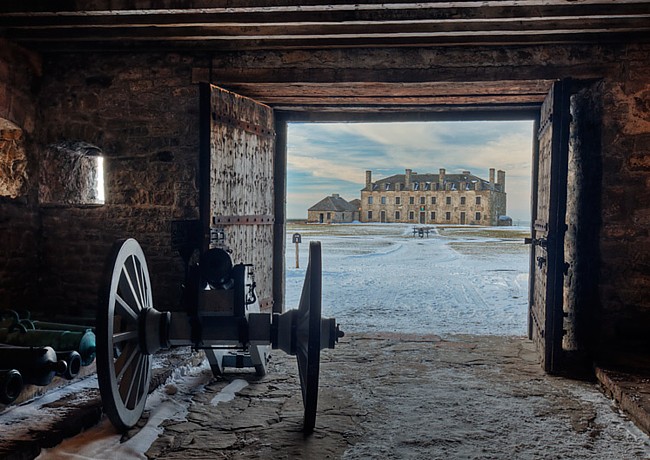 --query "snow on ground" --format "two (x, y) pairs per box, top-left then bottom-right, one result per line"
(285, 222), (530, 337)
(37, 362), (216, 460)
